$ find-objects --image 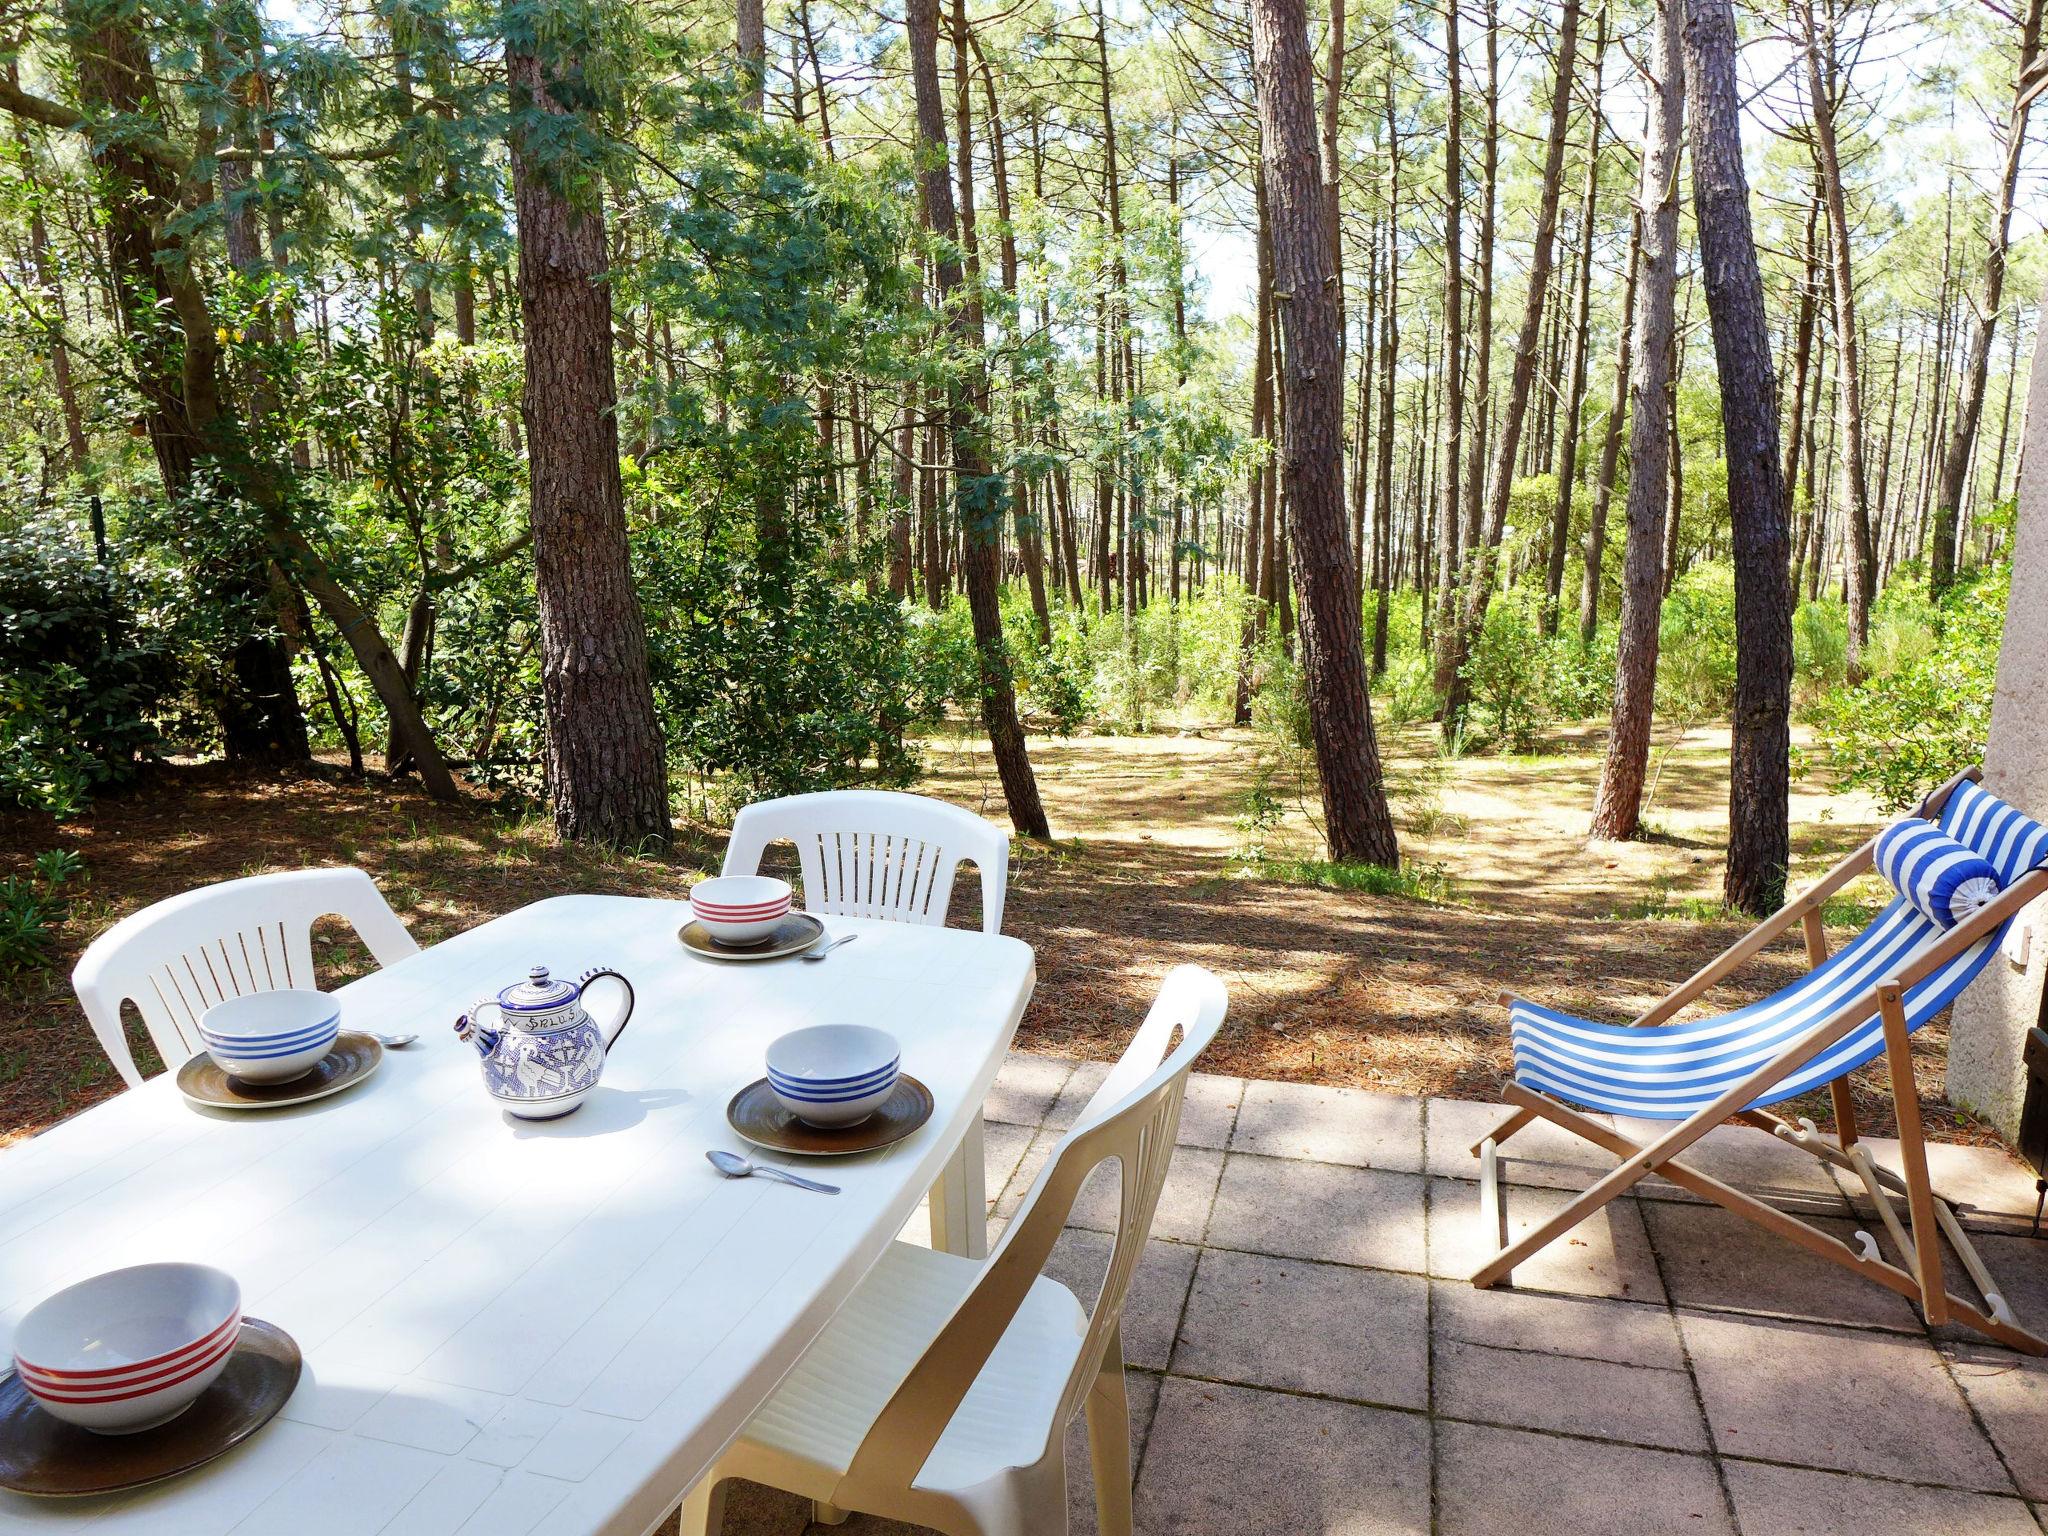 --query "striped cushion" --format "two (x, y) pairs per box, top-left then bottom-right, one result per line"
(1874, 819), (2002, 928)
(1509, 779), (2048, 1120)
